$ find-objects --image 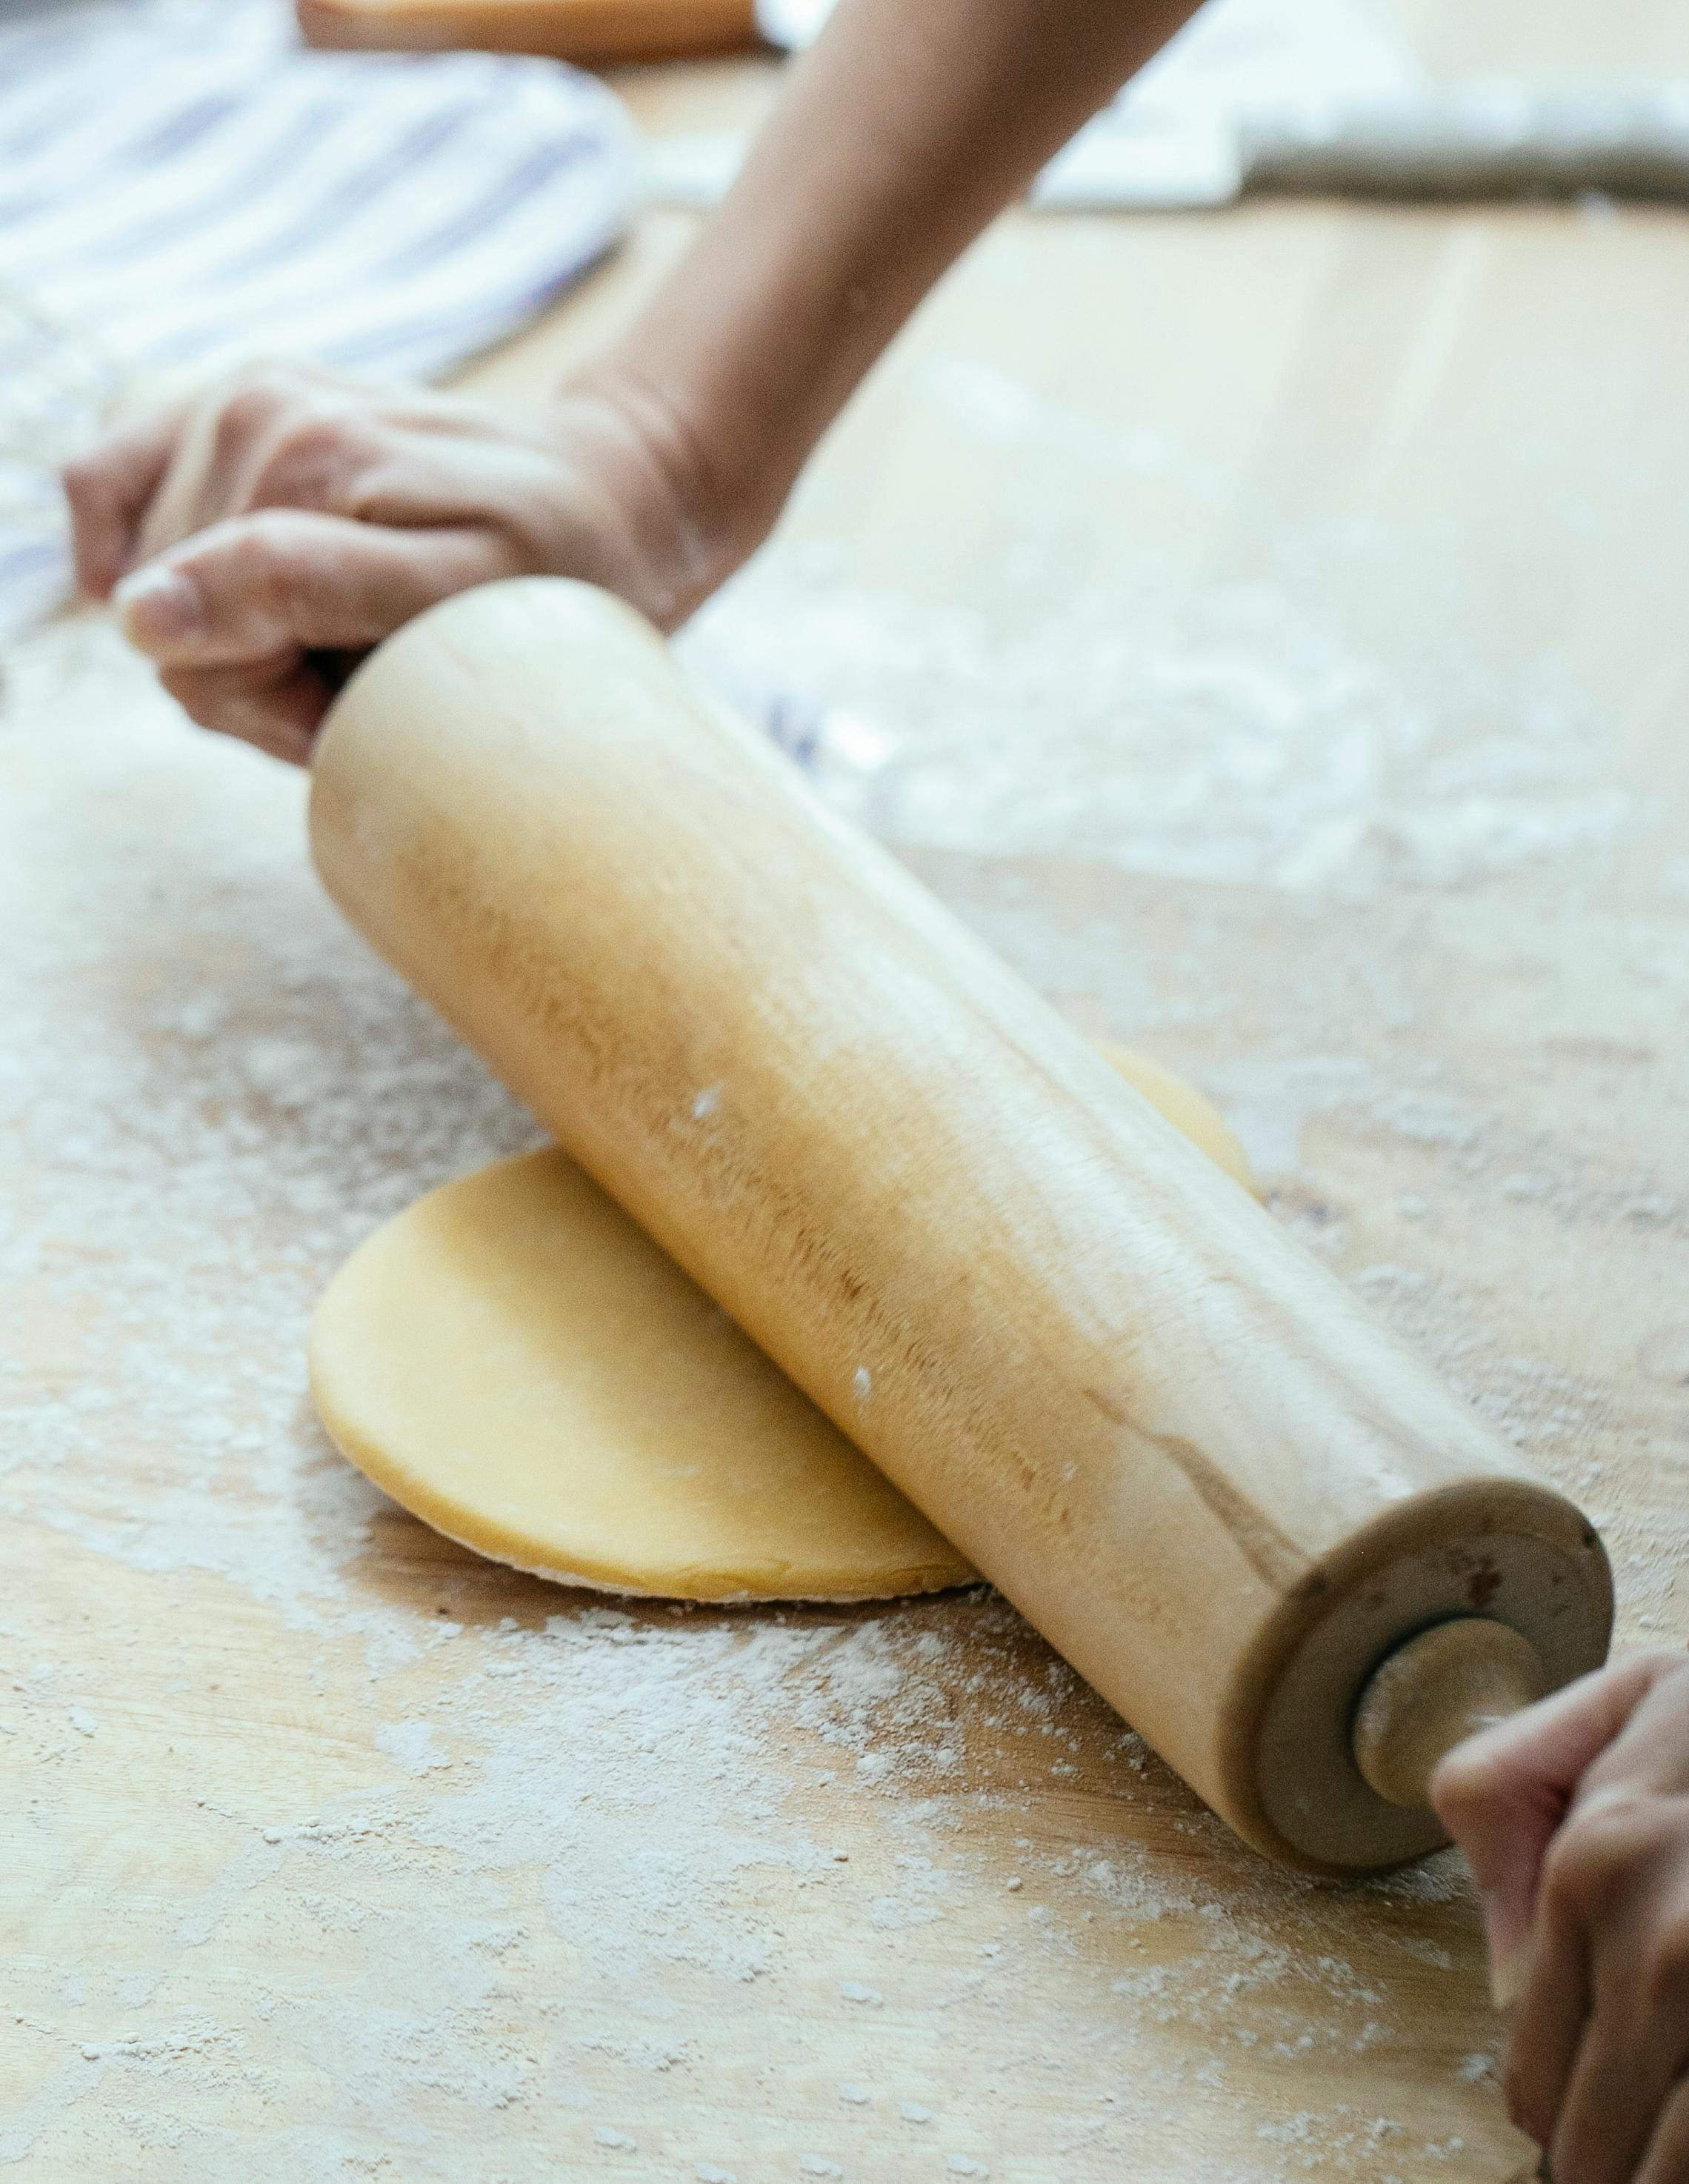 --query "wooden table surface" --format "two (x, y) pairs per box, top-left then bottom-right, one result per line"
(5, 7), (1688, 2179)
